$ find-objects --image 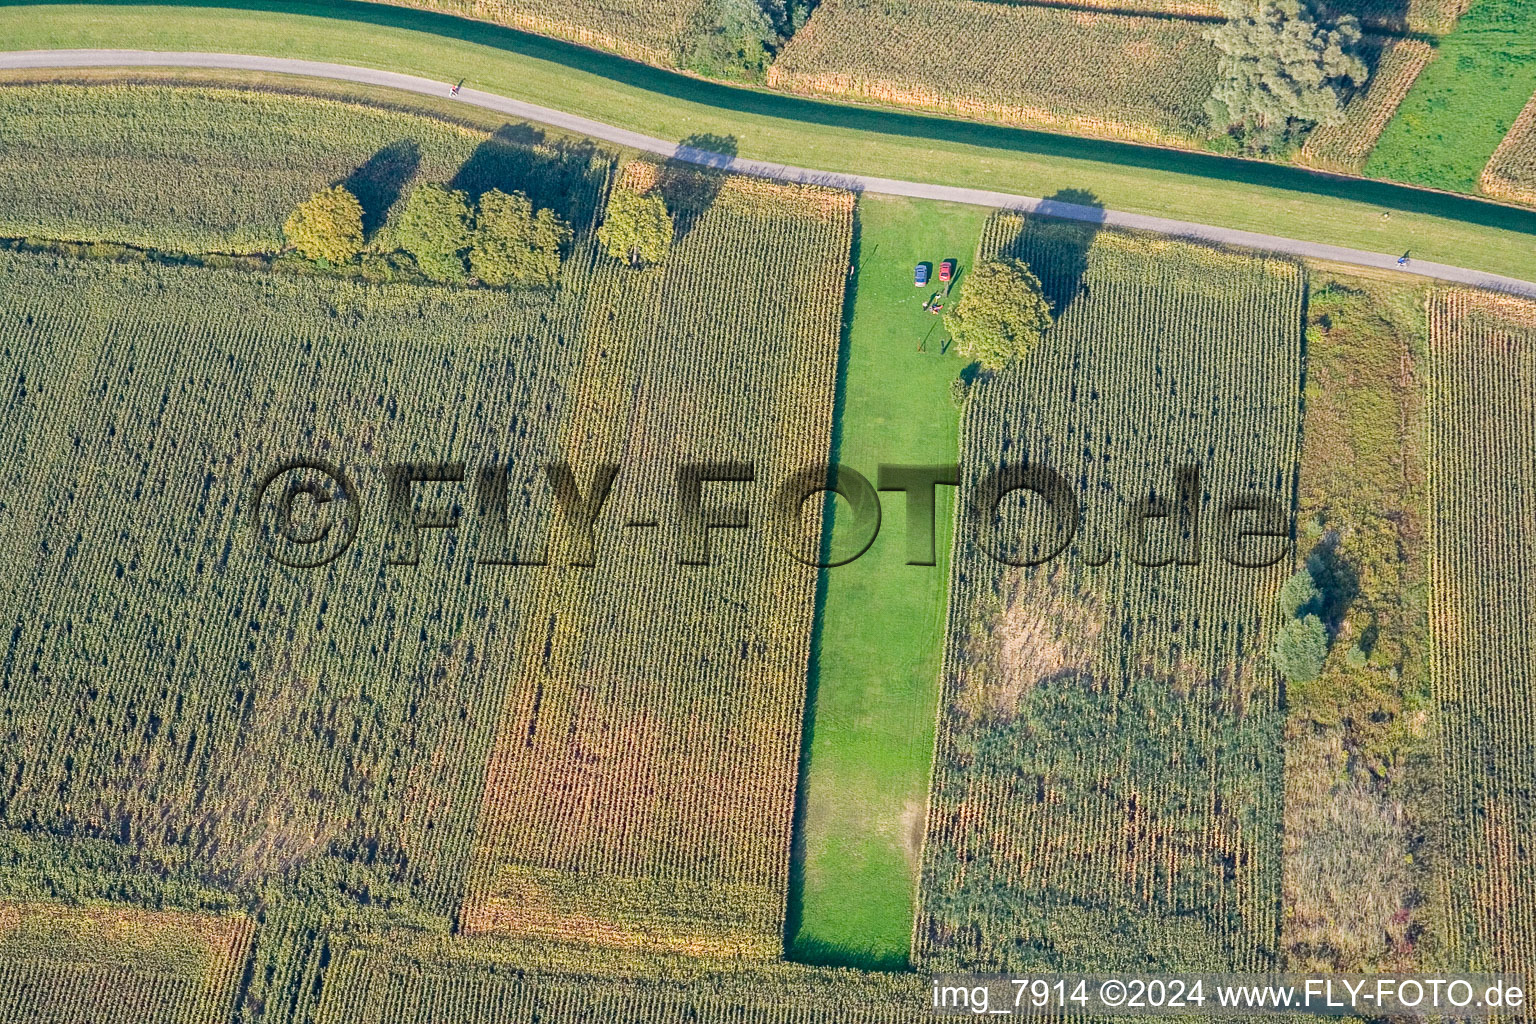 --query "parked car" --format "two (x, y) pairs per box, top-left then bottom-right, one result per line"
(915, 263), (930, 286)
(939, 259), (955, 283)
